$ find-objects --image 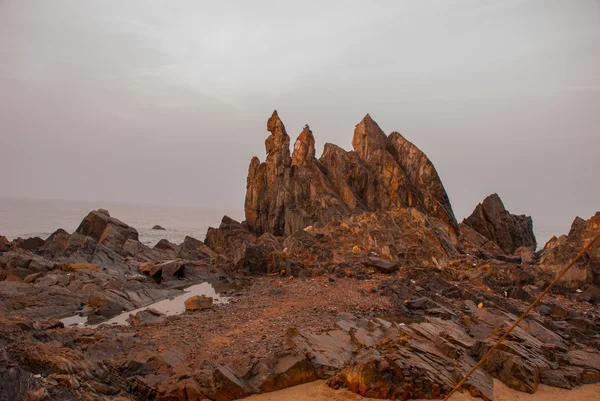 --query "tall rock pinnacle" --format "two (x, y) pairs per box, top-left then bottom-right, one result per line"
(352, 114), (388, 159)
(291, 126), (316, 167)
(264, 110), (291, 177)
